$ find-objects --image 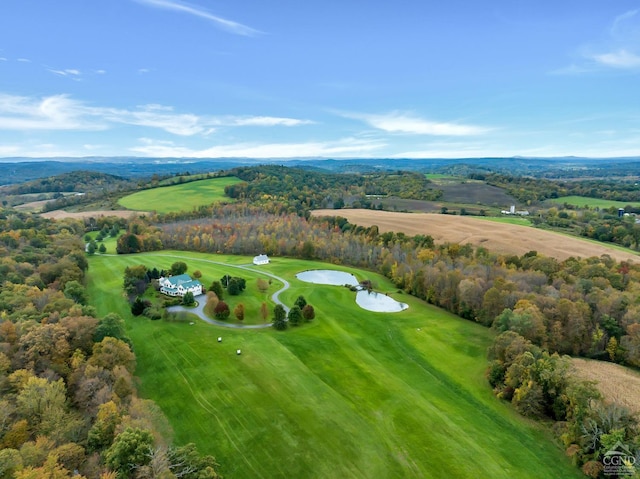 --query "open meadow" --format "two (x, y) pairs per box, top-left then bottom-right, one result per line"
(548, 195), (640, 209)
(312, 208), (640, 263)
(86, 251), (581, 479)
(118, 176), (243, 214)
